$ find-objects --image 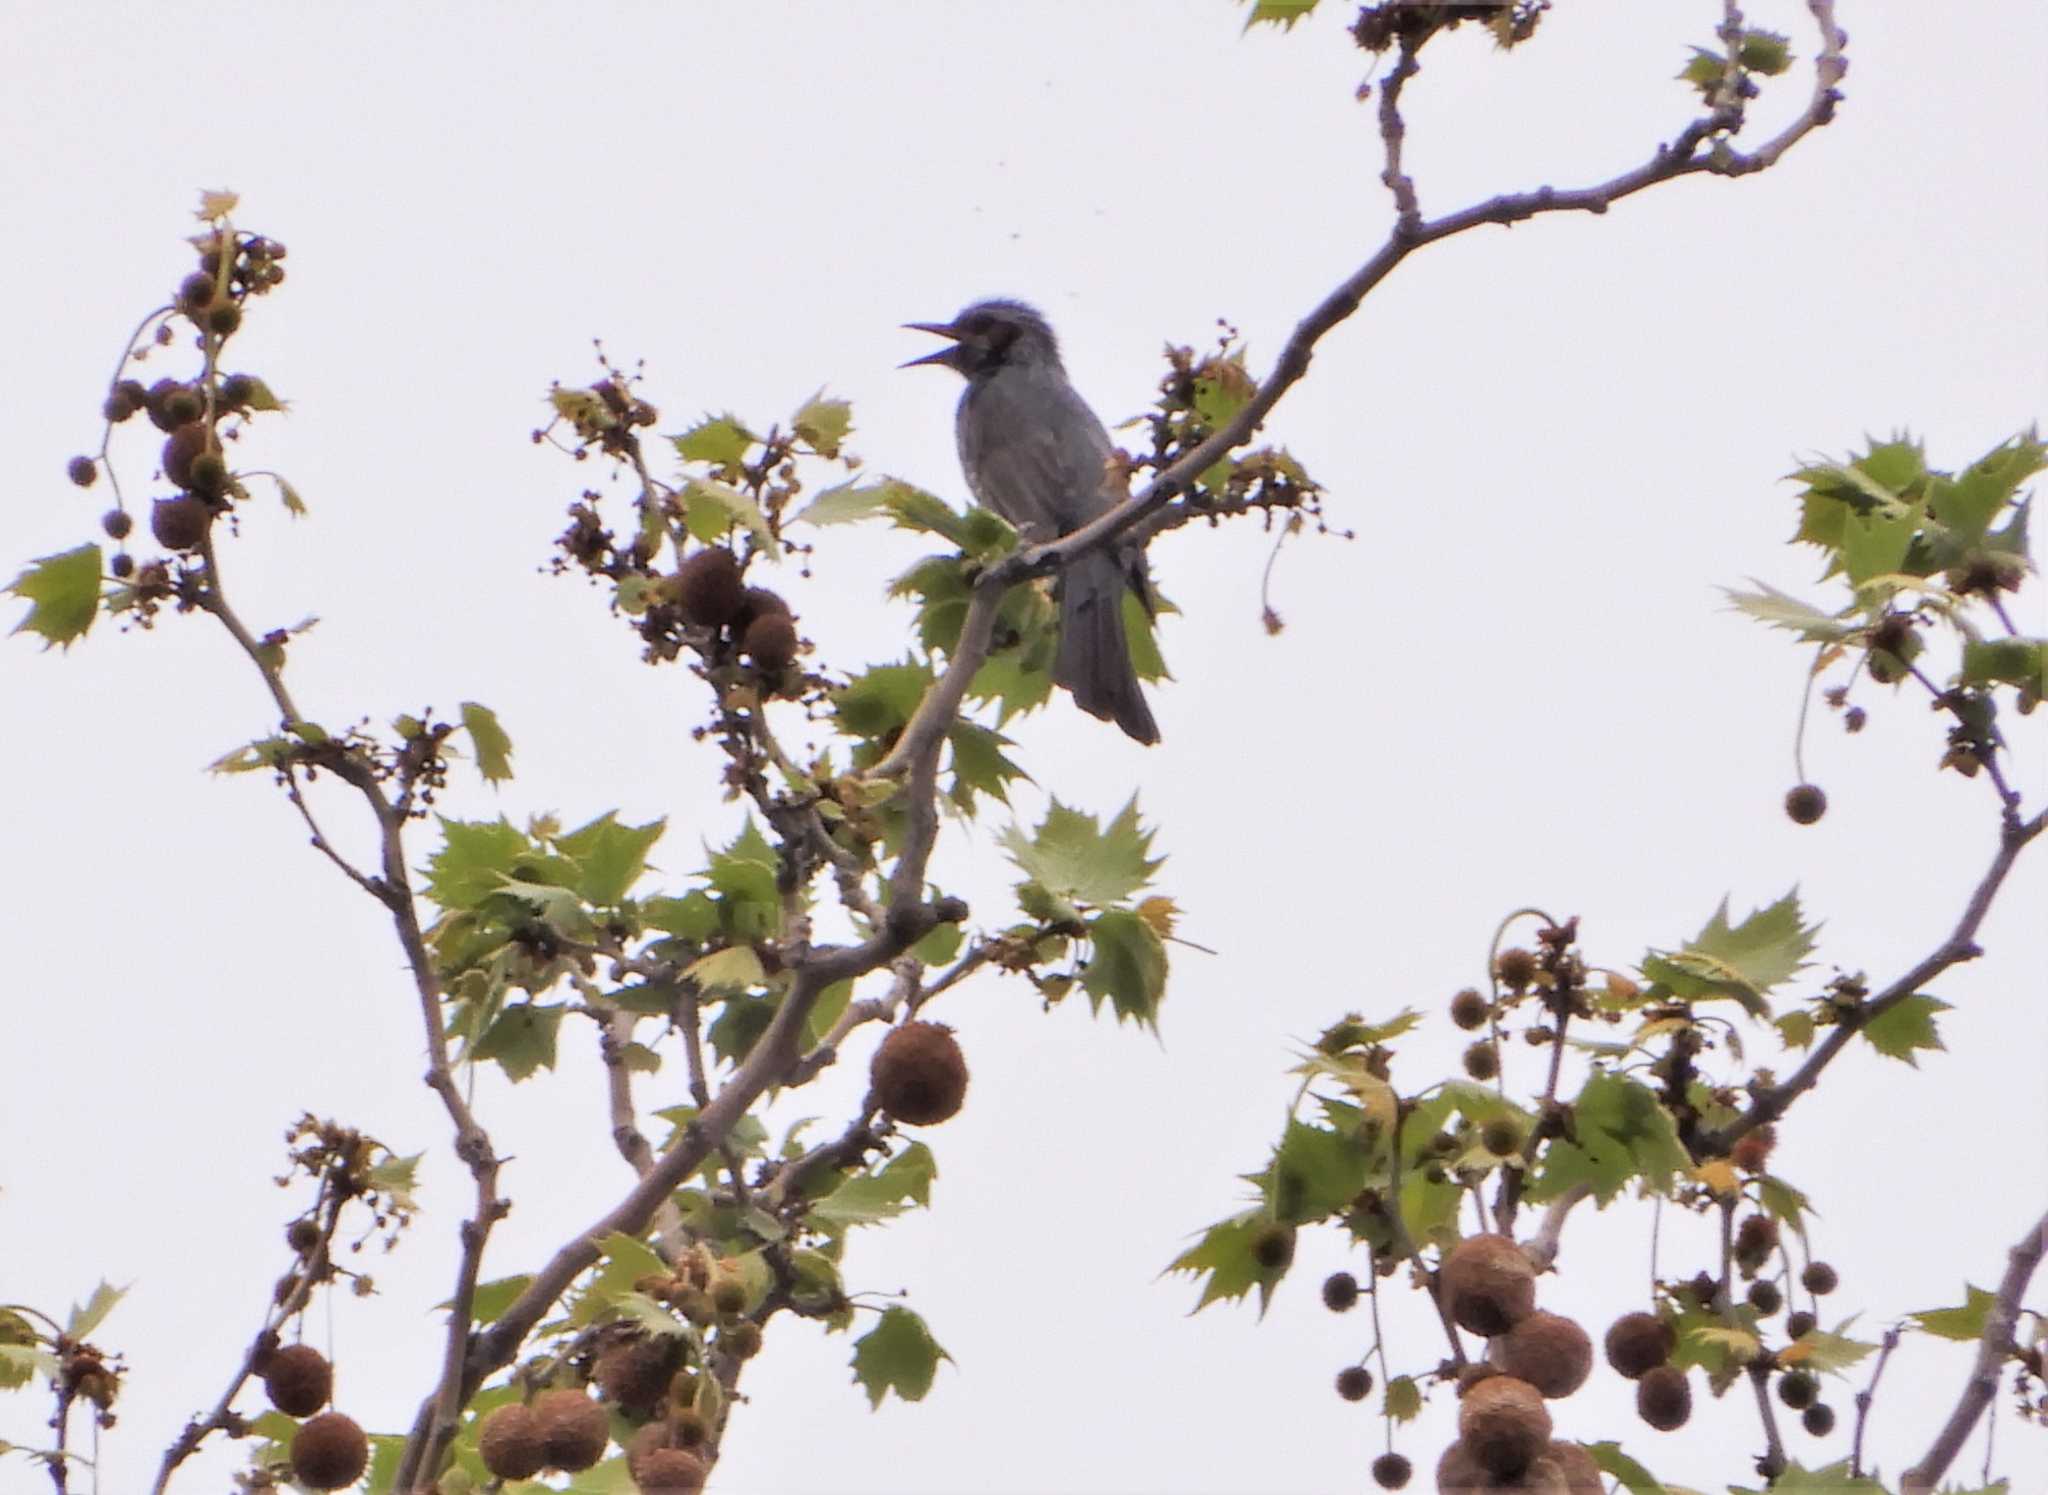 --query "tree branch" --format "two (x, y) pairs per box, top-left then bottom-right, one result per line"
(1901, 1202), (2048, 1493)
